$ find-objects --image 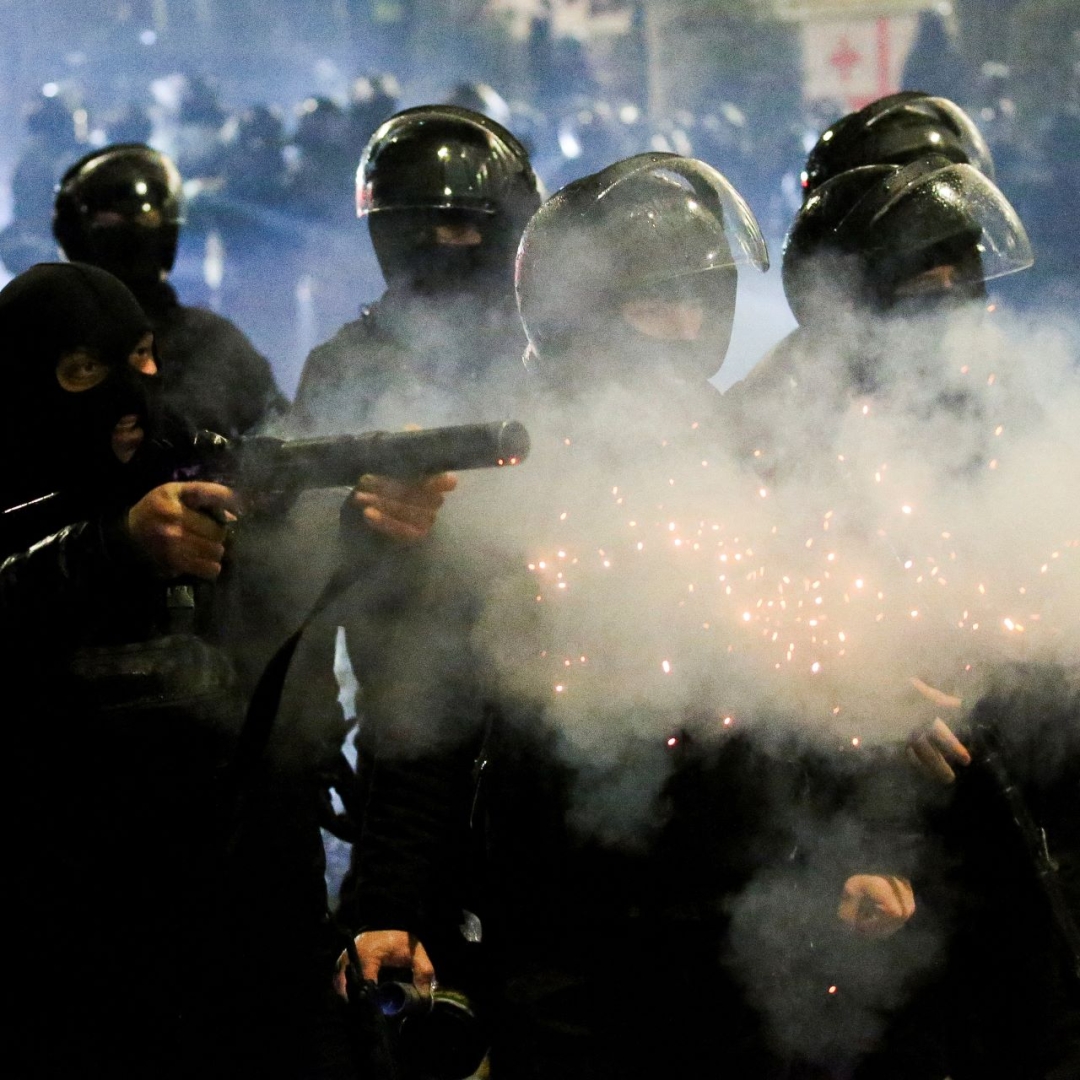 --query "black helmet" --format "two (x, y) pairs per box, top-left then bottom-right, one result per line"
(515, 152), (768, 381)
(357, 105), (542, 292)
(53, 144), (184, 288)
(783, 155), (1032, 325)
(801, 92), (994, 197)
